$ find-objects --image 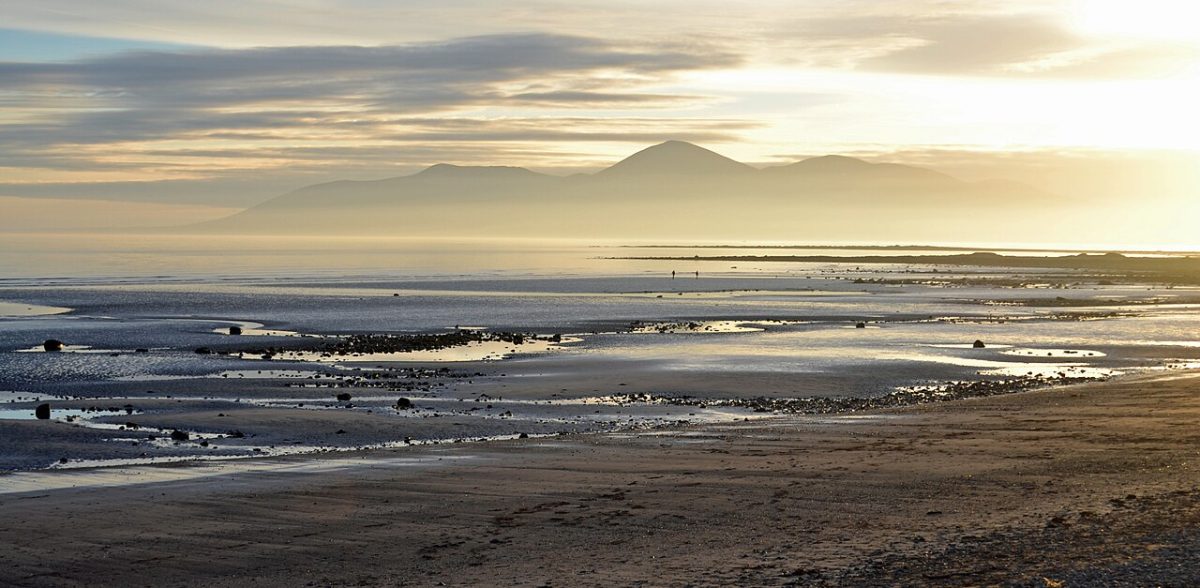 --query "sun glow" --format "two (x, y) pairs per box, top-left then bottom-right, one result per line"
(1071, 0), (1200, 42)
